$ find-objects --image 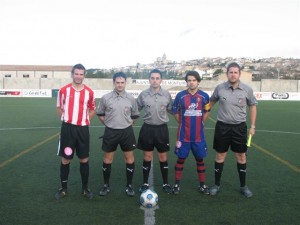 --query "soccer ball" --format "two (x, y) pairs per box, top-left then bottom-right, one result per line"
(140, 189), (158, 208)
